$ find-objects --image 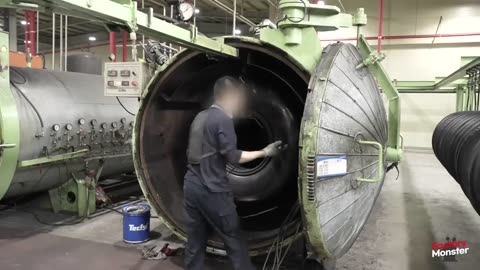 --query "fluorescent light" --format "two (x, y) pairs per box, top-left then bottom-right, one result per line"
(195, 8), (200, 14)
(88, 36), (96, 41)
(234, 29), (242, 35)
(20, 20), (27, 25)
